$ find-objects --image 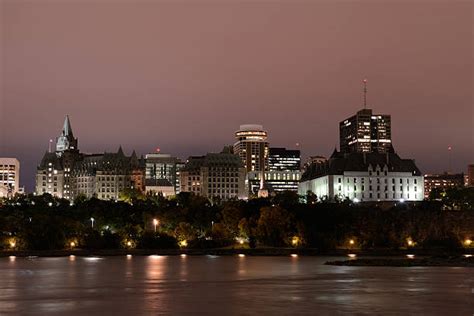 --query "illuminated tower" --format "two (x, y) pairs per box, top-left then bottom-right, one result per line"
(233, 124), (269, 172)
(56, 115), (78, 155)
(339, 80), (393, 153)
